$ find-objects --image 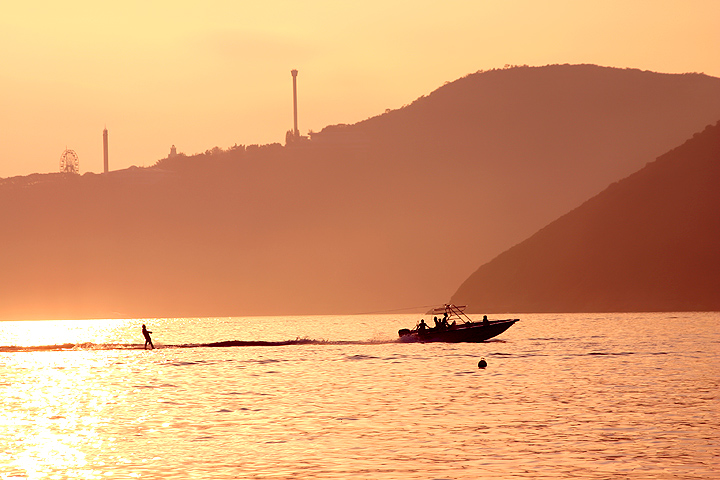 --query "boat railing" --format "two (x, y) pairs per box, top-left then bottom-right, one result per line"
(442, 304), (474, 324)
